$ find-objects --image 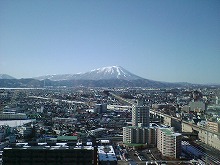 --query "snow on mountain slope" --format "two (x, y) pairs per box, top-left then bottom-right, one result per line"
(34, 66), (143, 81)
(0, 74), (16, 79)
(83, 66), (142, 80)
